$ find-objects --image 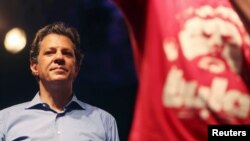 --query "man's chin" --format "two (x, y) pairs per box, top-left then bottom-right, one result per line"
(49, 77), (71, 83)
